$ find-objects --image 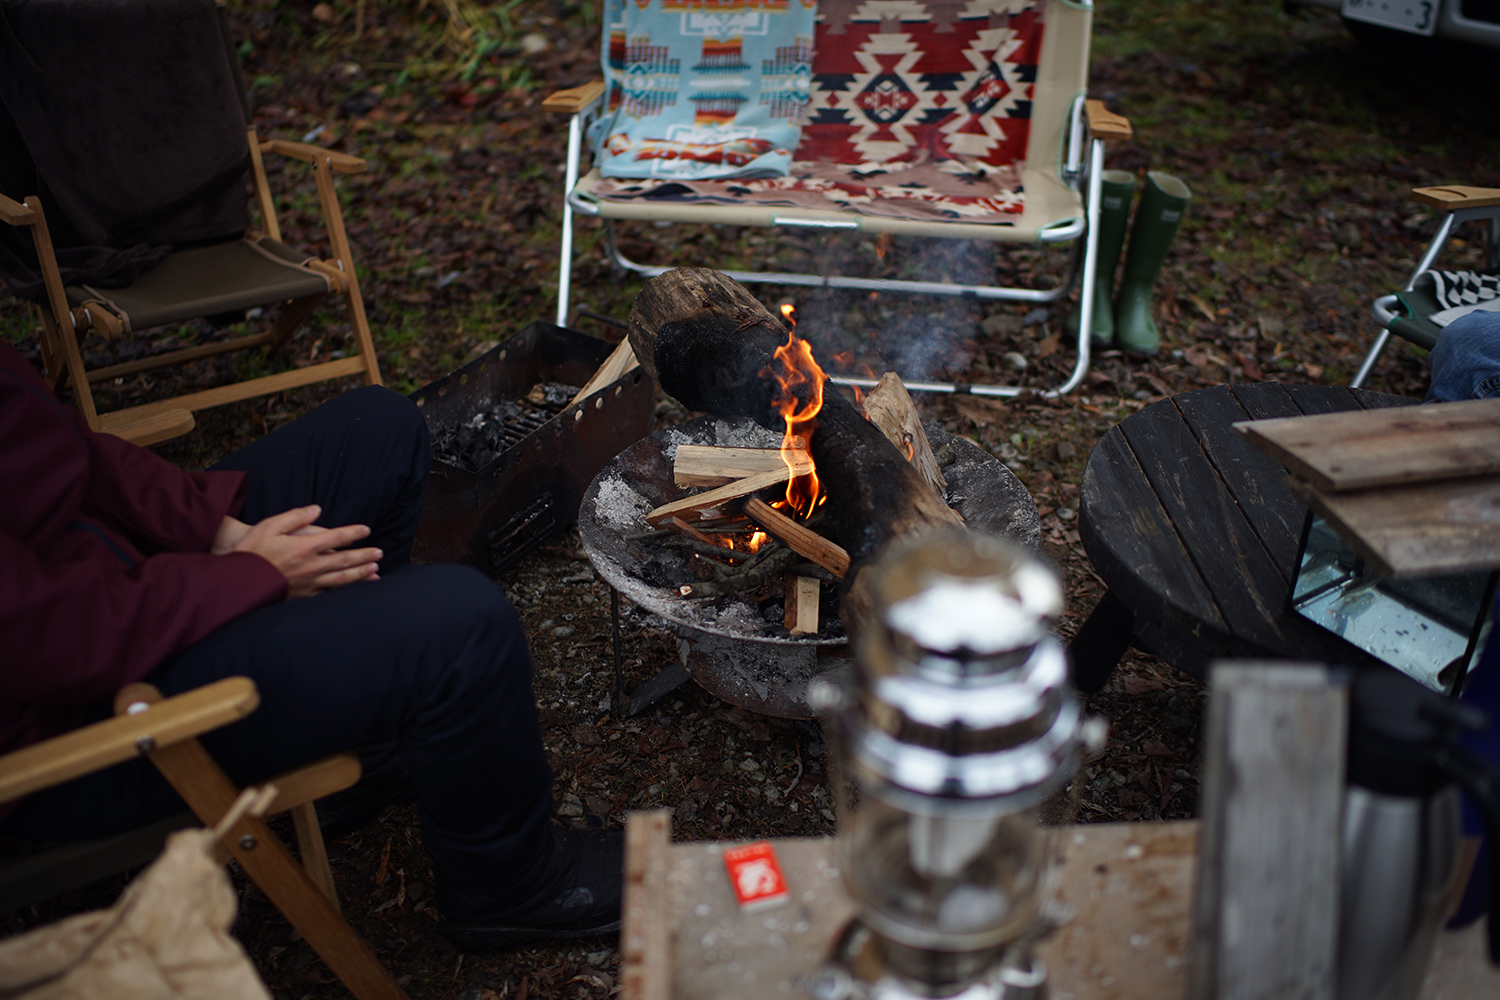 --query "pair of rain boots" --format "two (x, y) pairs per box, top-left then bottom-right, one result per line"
(1070, 170), (1192, 355)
